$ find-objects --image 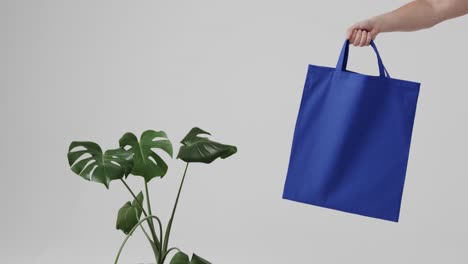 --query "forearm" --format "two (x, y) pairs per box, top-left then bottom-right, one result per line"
(374, 0), (468, 33)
